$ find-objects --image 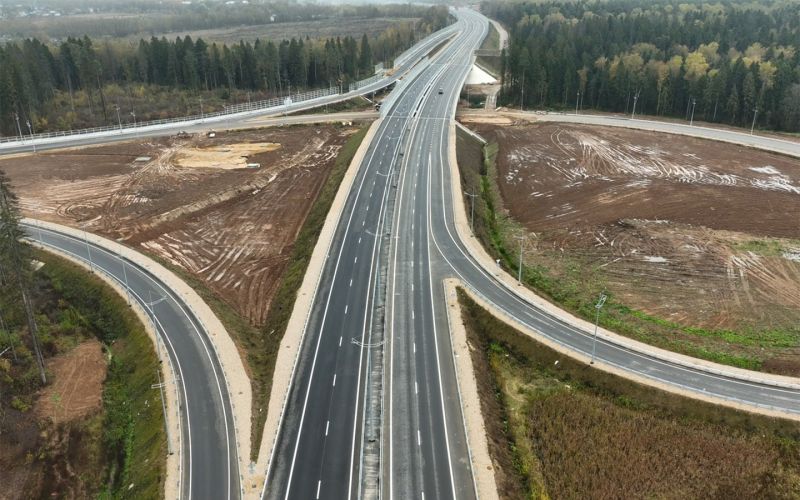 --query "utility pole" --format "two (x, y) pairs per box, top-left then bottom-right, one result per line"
(590, 293), (608, 365)
(576, 90), (581, 115)
(751, 107), (758, 135)
(689, 98), (697, 126)
(631, 90), (640, 119)
(465, 190), (478, 232)
(114, 104), (122, 130)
